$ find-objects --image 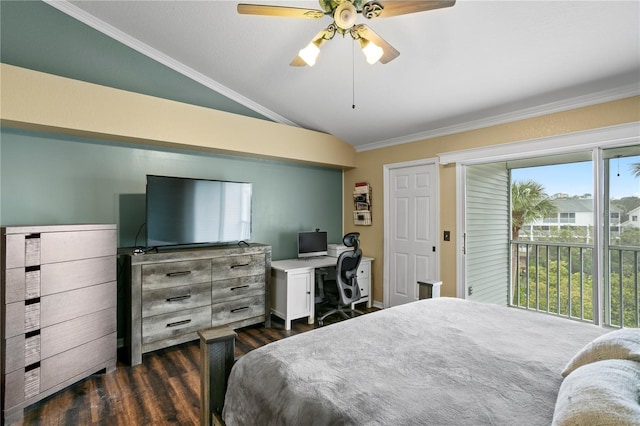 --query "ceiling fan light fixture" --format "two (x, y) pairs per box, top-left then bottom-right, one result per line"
(360, 38), (384, 64)
(299, 41), (321, 66)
